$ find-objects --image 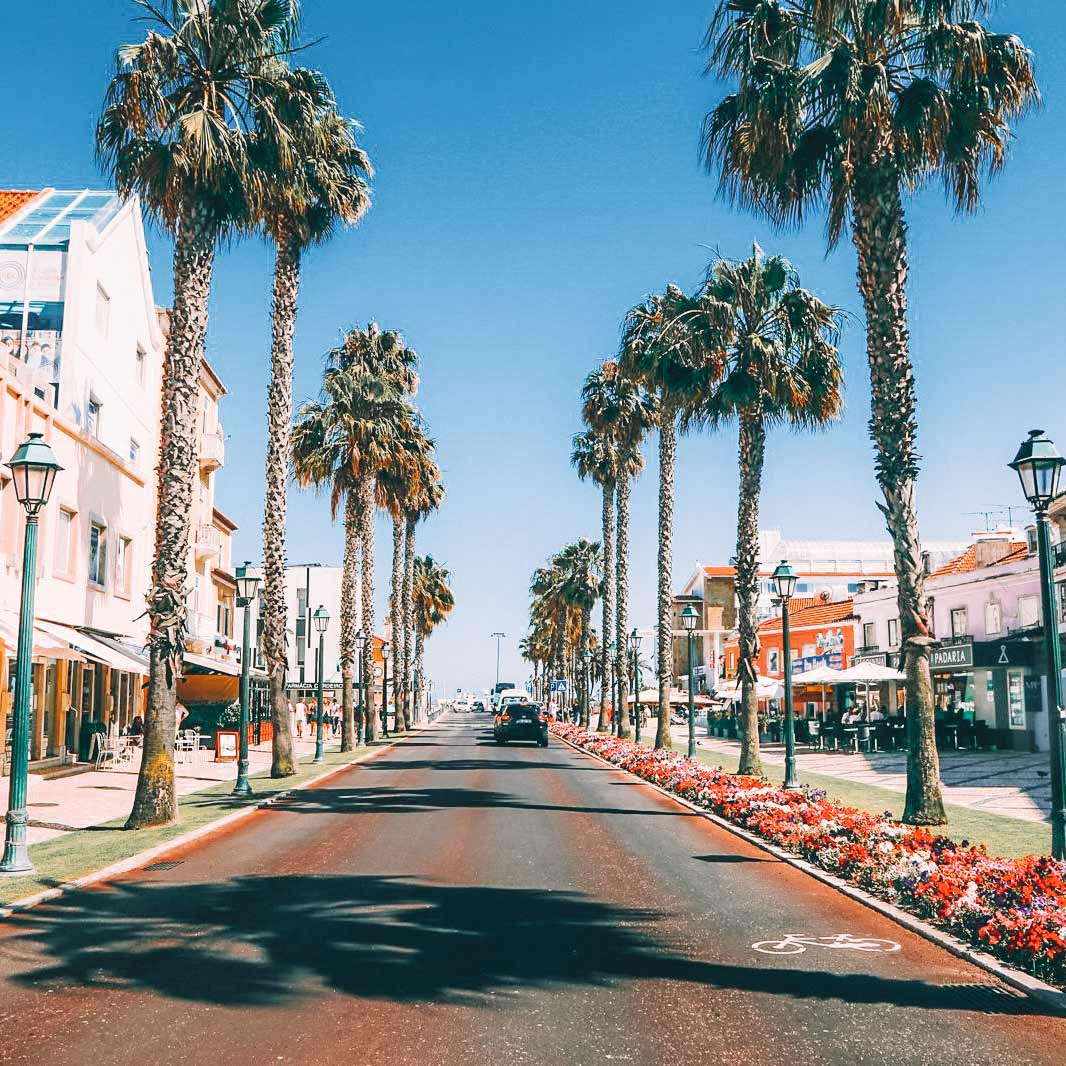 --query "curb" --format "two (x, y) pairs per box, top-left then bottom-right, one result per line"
(0, 722), (436, 919)
(553, 731), (1066, 1016)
